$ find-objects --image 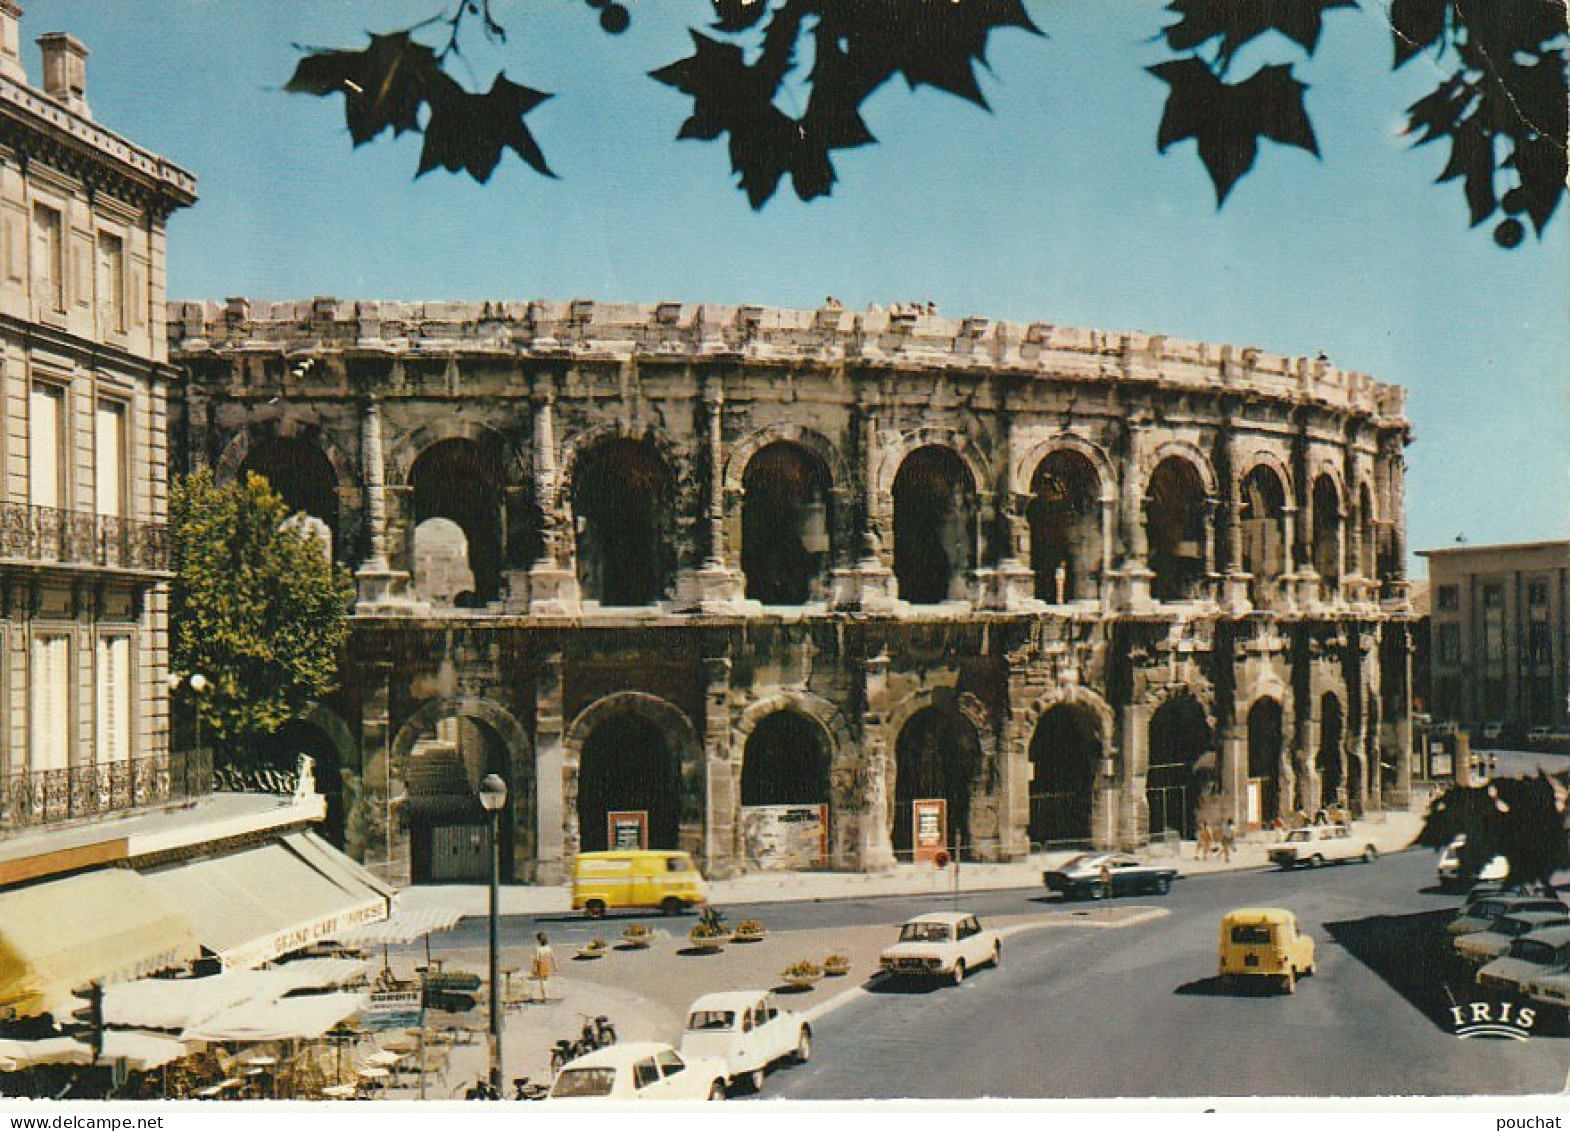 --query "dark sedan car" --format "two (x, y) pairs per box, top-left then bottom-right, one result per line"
(1043, 853), (1177, 900)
